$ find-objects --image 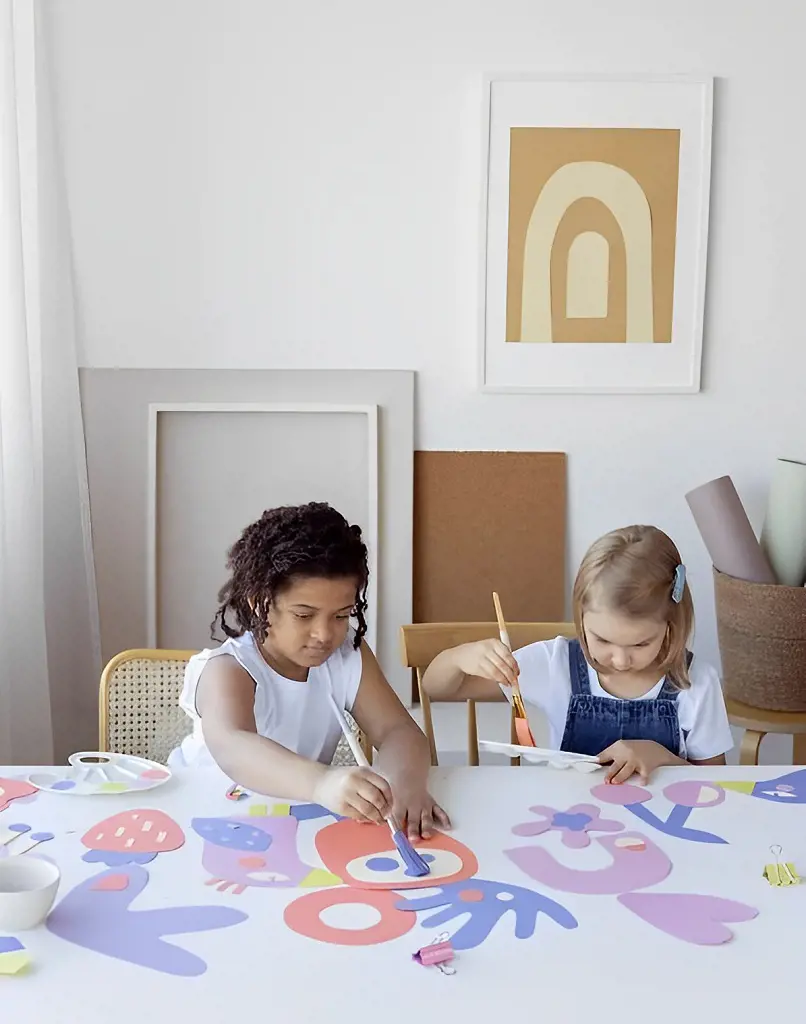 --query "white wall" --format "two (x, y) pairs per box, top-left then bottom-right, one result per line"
(44, 2), (805, 718)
